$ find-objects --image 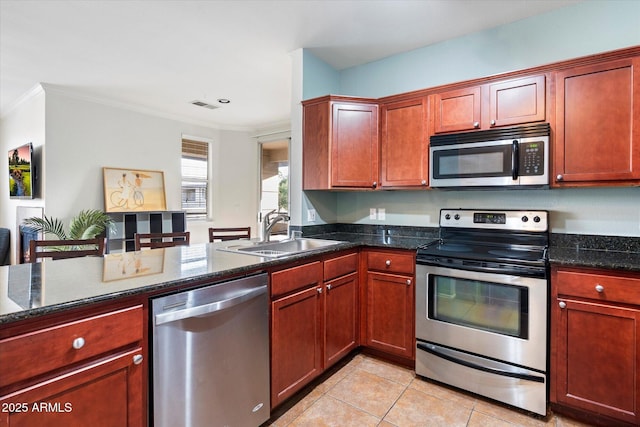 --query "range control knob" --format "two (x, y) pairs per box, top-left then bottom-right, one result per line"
(444, 214), (451, 220)
(521, 216), (529, 222)
(454, 214), (460, 220)
(533, 216), (541, 223)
